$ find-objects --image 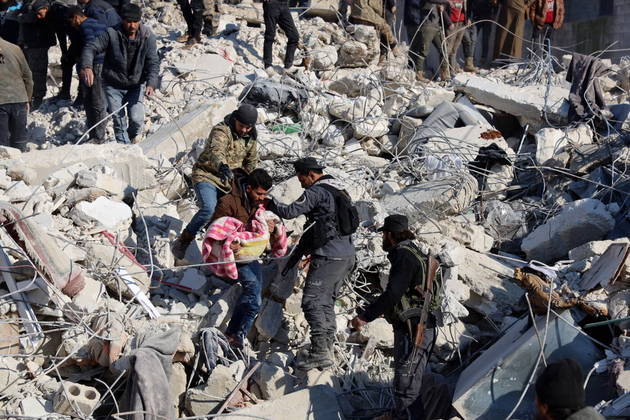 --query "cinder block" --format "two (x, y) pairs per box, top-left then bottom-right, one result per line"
(53, 381), (100, 417)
